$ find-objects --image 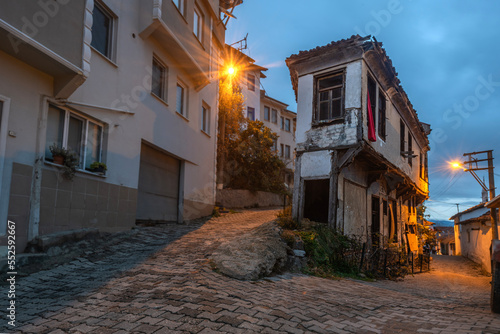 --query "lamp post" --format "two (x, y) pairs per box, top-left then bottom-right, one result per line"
(451, 150), (499, 313)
